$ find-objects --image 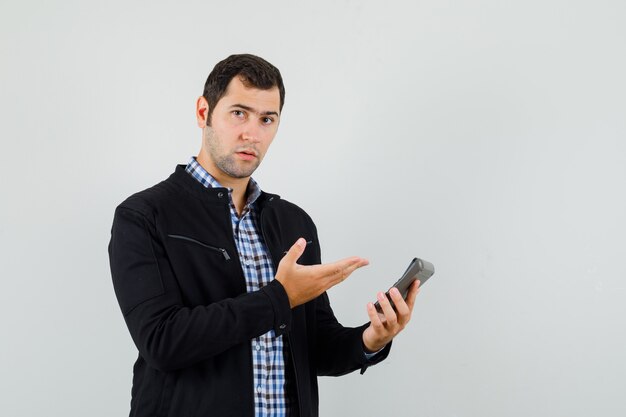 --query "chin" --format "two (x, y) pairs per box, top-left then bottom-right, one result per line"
(228, 167), (258, 179)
